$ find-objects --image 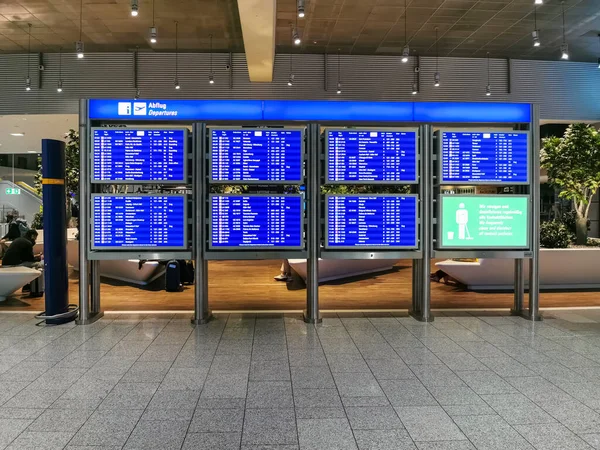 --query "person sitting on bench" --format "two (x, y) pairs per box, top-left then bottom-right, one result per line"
(2, 229), (42, 269)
